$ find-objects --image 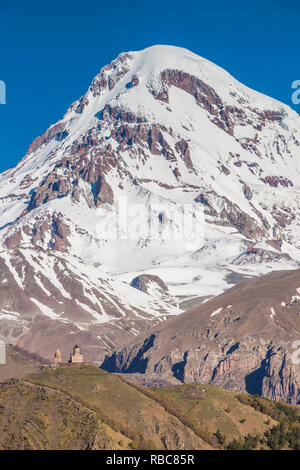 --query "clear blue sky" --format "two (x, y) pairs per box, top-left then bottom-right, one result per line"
(0, 0), (299, 173)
